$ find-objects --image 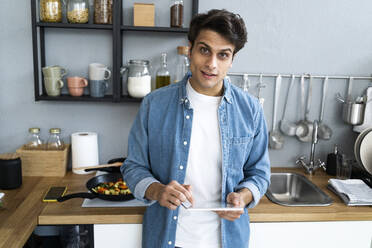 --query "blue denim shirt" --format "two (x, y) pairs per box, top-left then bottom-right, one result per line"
(121, 73), (270, 248)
